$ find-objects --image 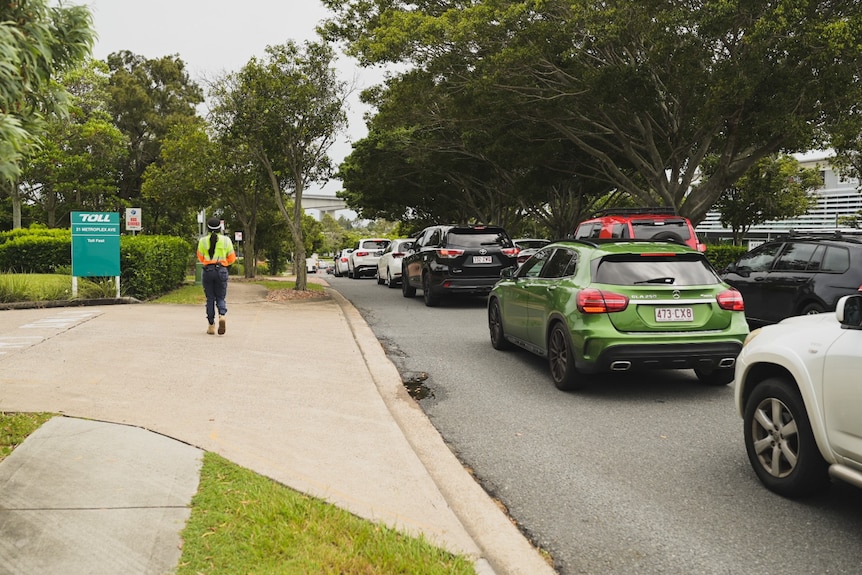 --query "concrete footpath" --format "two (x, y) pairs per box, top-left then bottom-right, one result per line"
(0, 279), (556, 575)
